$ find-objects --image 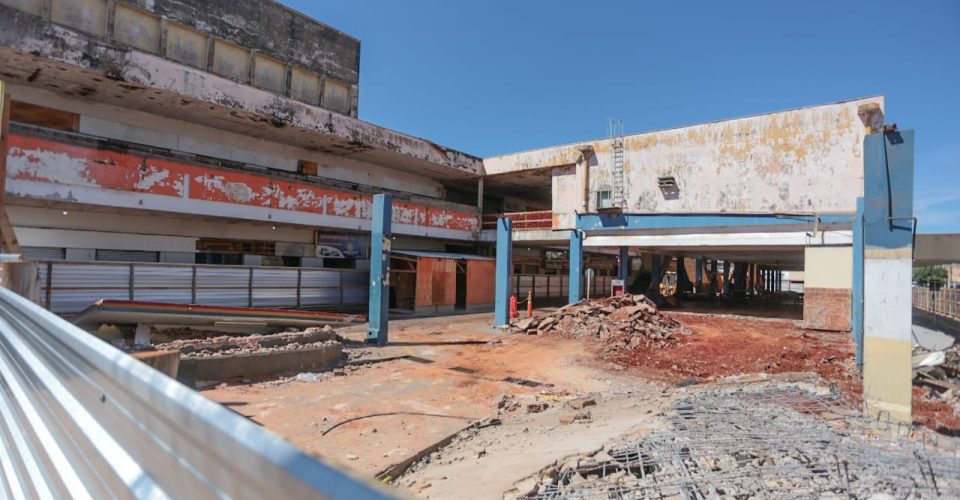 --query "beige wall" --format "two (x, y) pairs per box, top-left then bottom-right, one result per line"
(804, 246), (853, 289)
(485, 97), (881, 224)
